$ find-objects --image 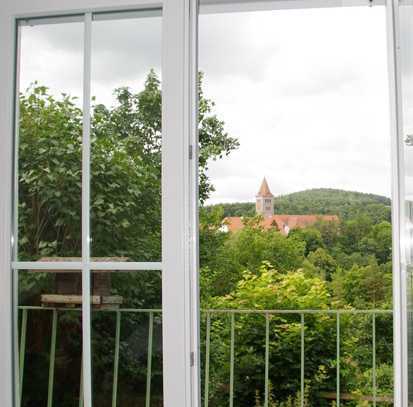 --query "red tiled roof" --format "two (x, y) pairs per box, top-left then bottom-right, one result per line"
(224, 214), (339, 235)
